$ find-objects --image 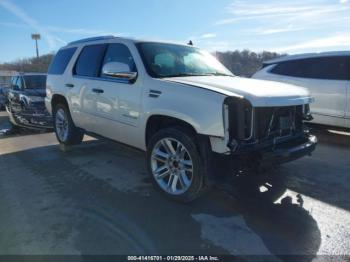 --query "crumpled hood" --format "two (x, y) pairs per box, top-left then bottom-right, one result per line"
(164, 76), (313, 107)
